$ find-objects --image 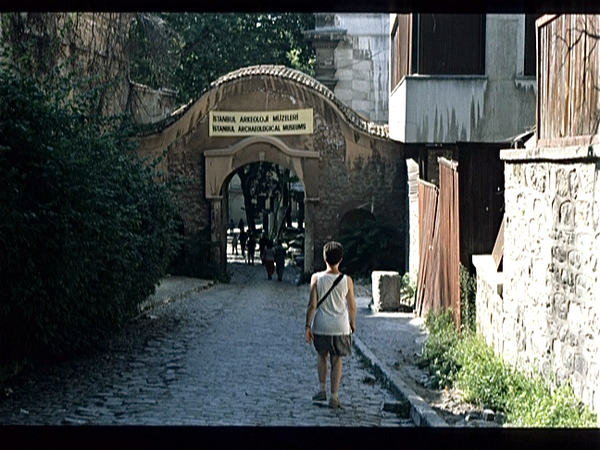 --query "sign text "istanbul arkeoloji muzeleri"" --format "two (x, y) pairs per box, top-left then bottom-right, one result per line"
(209, 109), (313, 136)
